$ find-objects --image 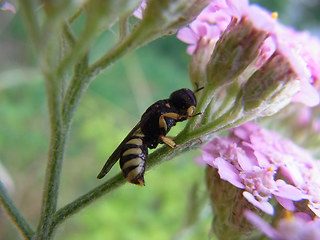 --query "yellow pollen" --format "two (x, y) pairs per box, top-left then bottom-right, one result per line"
(271, 12), (278, 19)
(268, 167), (274, 172)
(283, 210), (294, 221)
